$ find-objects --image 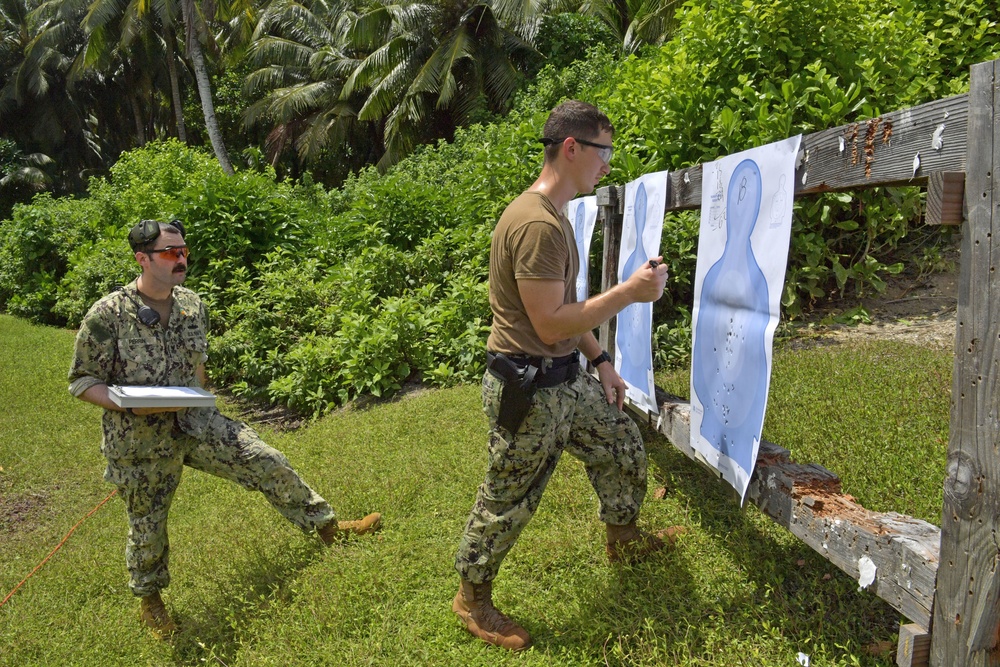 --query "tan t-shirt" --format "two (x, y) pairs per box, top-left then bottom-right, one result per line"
(487, 191), (581, 358)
